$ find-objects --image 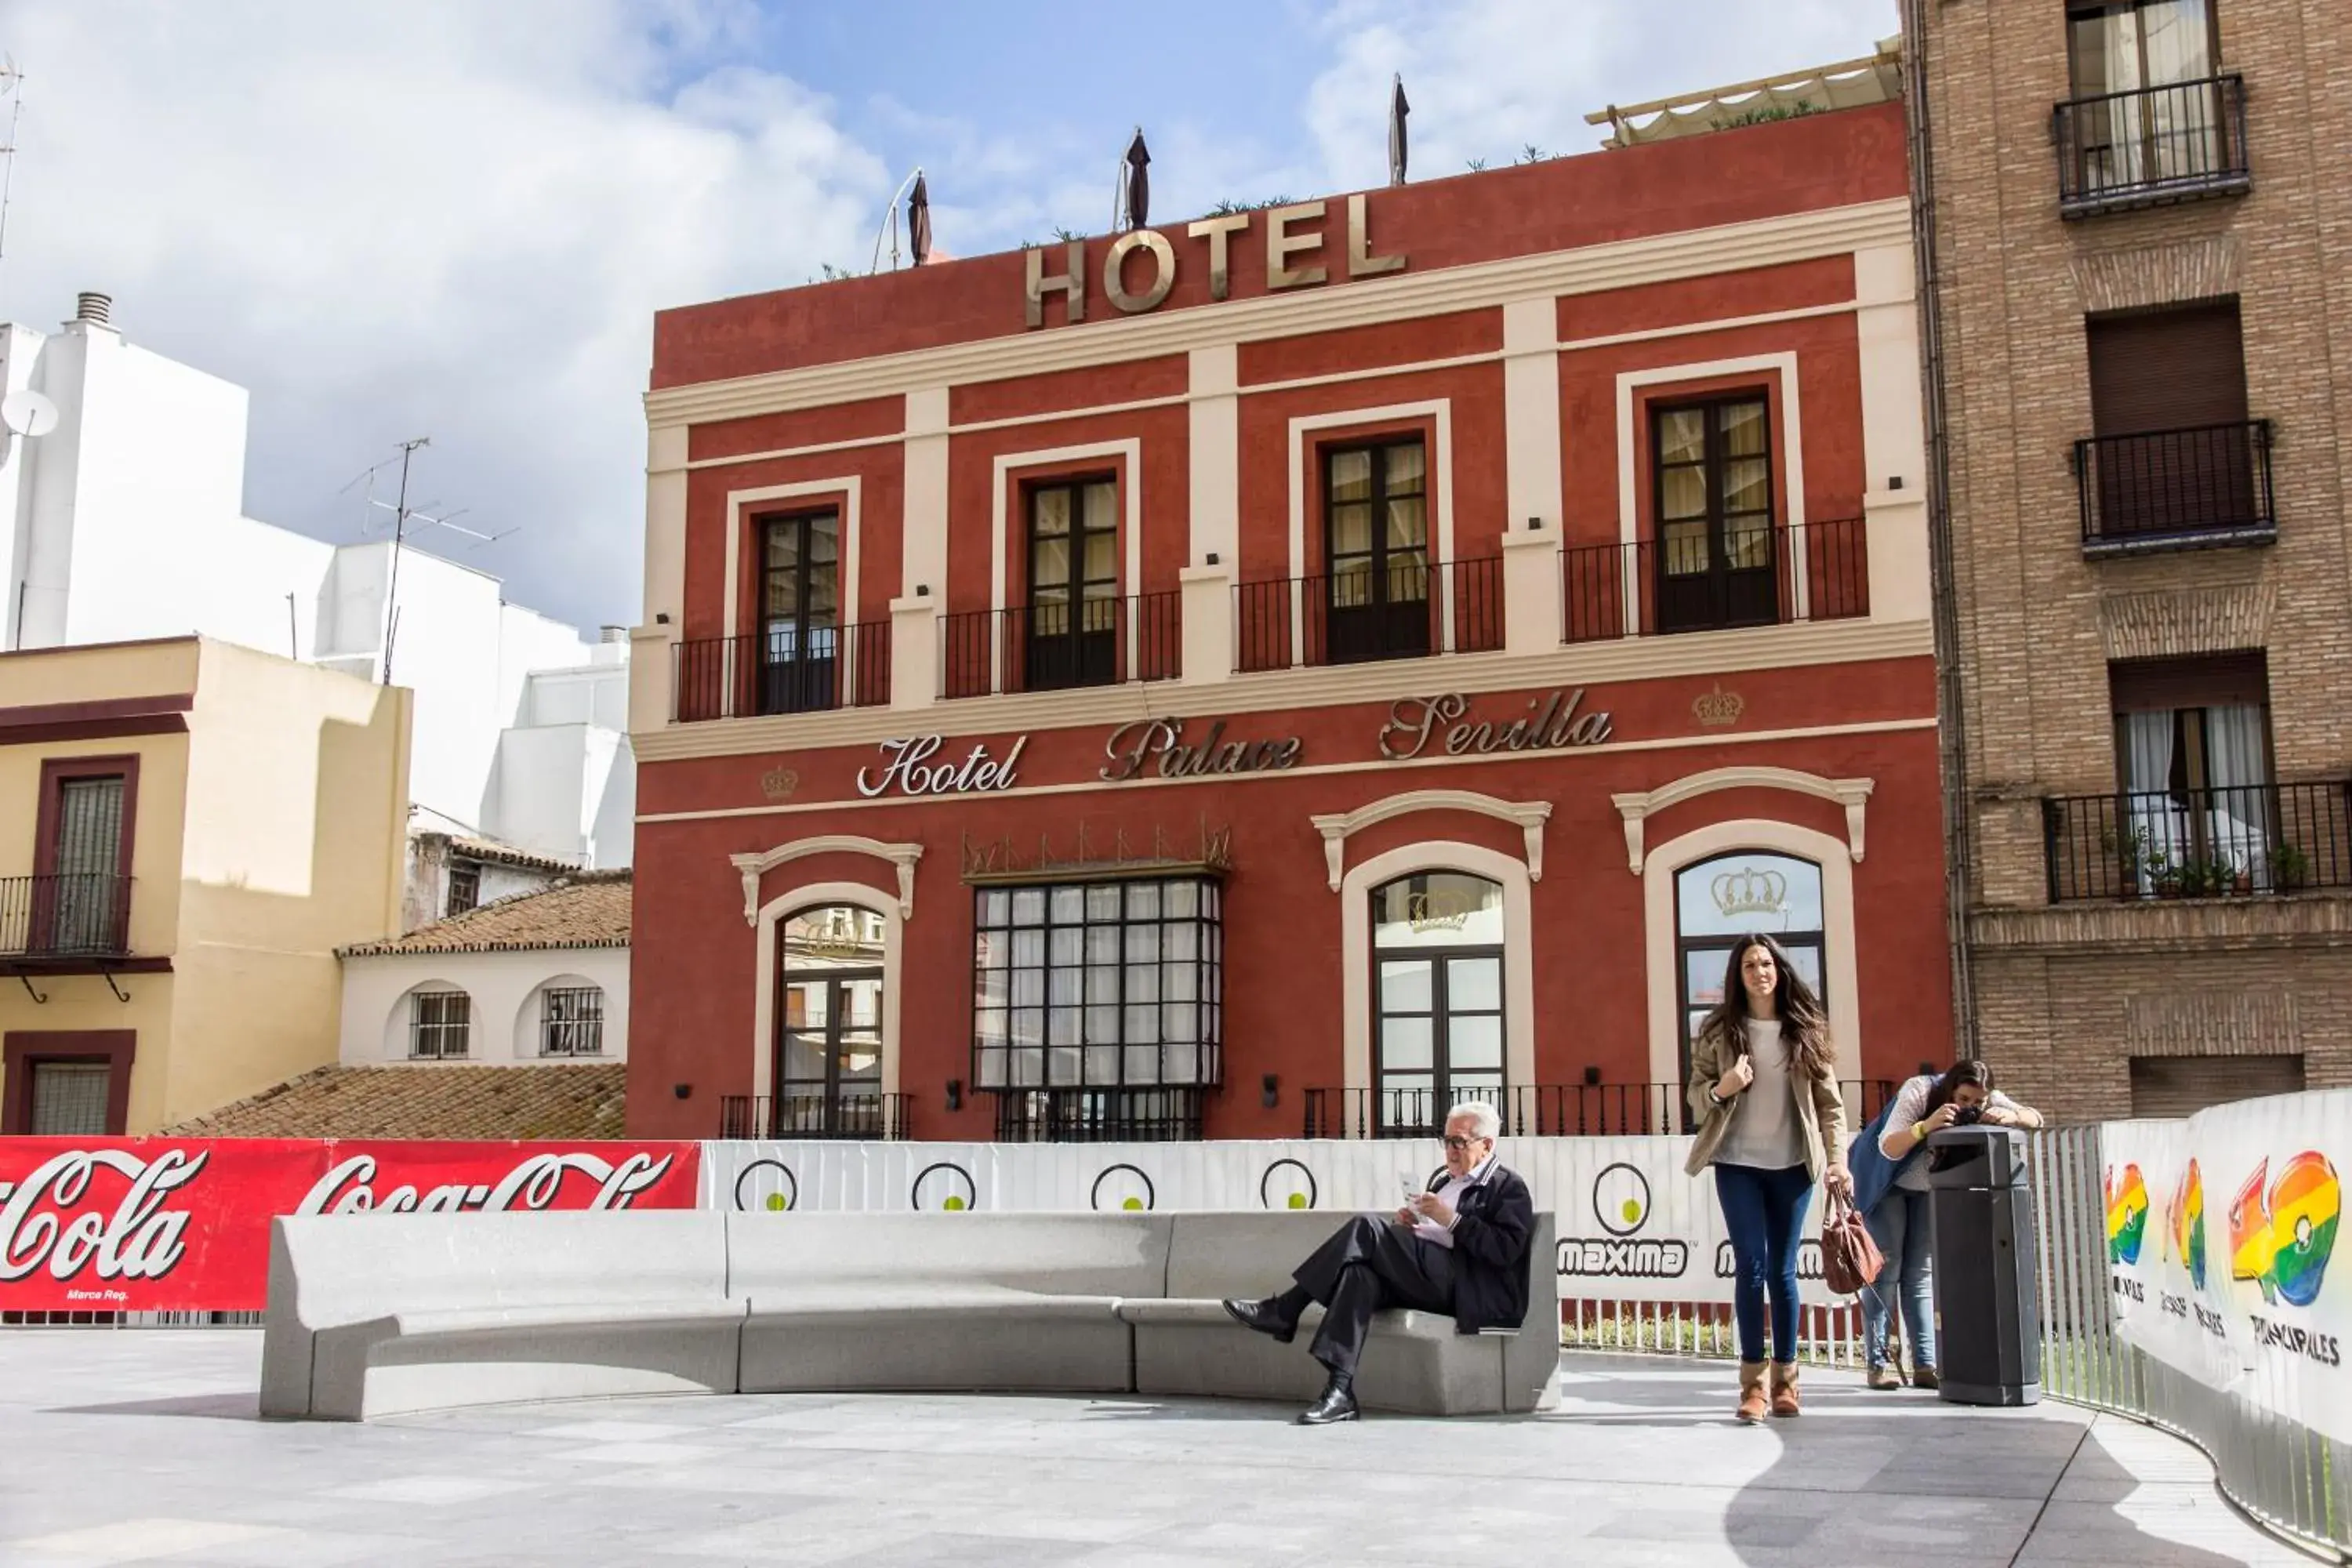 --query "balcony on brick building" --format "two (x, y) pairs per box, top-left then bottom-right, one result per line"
(2053, 75), (2250, 218)
(2042, 780), (2352, 903)
(2074, 419), (2275, 556)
